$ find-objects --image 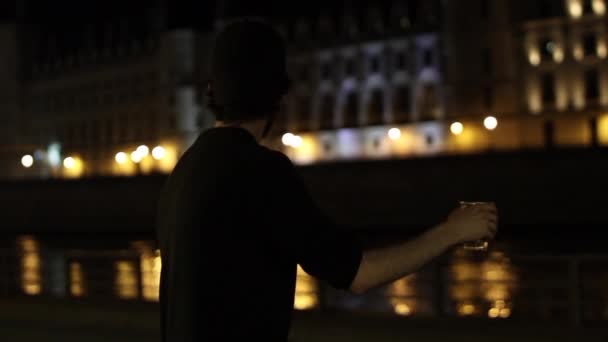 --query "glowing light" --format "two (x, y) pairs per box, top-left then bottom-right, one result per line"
(140, 247), (161, 302)
(47, 142), (61, 167)
(598, 42), (607, 58)
(115, 152), (128, 164)
(394, 303), (411, 316)
(574, 45), (584, 60)
(593, 0), (606, 15)
(294, 293), (318, 310)
(499, 307), (511, 318)
(63, 157), (76, 169)
(21, 155), (34, 168)
(136, 145), (149, 157)
(388, 128), (401, 140)
(152, 146), (166, 160)
(294, 265), (319, 310)
(18, 236), (41, 295)
(130, 150), (143, 163)
(115, 260), (139, 299)
(450, 122), (464, 135)
(458, 303), (476, 316)
(282, 133), (295, 146)
(488, 307), (500, 318)
(569, 1), (583, 18)
(70, 262), (85, 297)
(291, 135), (303, 148)
(554, 47), (564, 63)
(529, 50), (540, 65)
(484, 116), (498, 130)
